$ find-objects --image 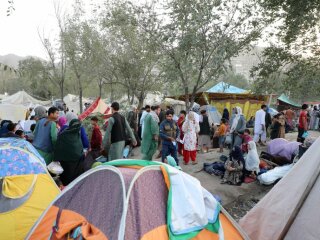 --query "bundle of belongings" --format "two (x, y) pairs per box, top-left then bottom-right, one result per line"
(26, 160), (248, 240)
(258, 138), (302, 185)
